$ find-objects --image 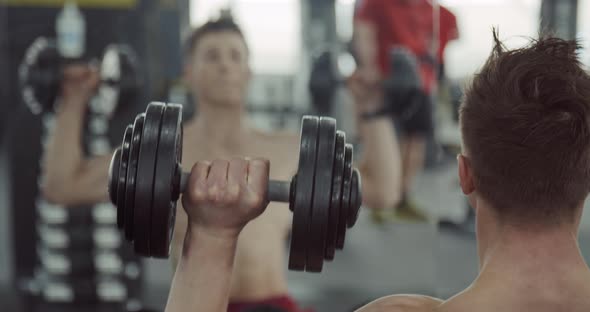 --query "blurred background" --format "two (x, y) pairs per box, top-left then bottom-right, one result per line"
(1, 0), (590, 311)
